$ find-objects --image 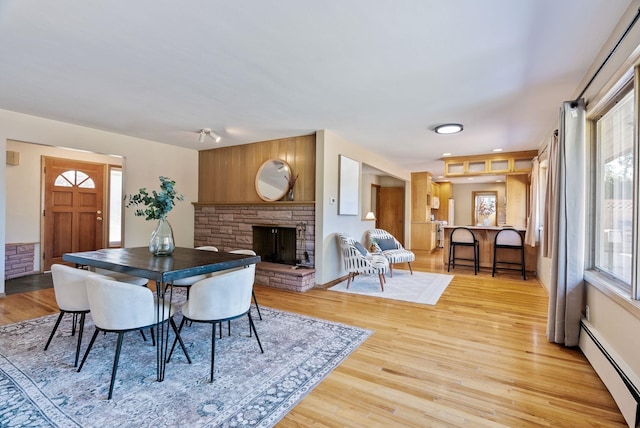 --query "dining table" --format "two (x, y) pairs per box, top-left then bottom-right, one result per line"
(62, 246), (261, 382)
